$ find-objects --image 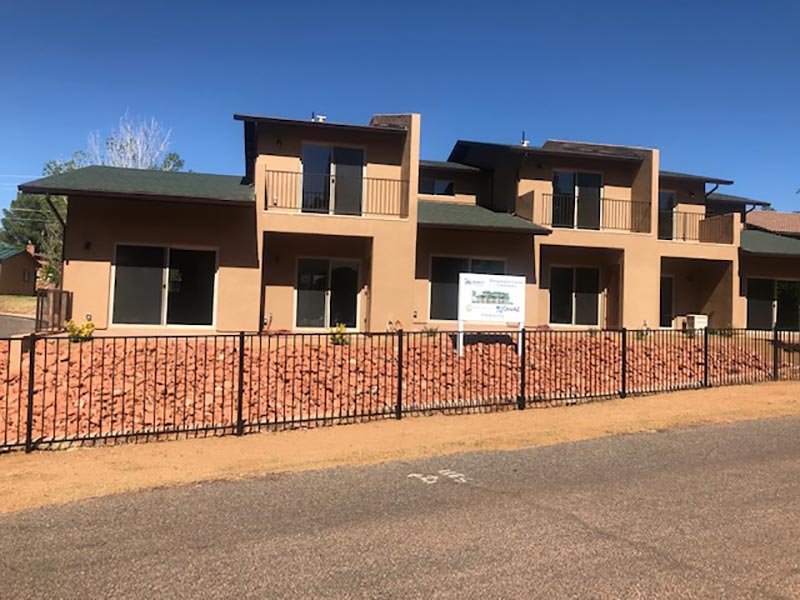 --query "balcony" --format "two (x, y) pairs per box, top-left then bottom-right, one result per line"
(658, 211), (734, 244)
(264, 170), (409, 218)
(540, 194), (651, 233)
